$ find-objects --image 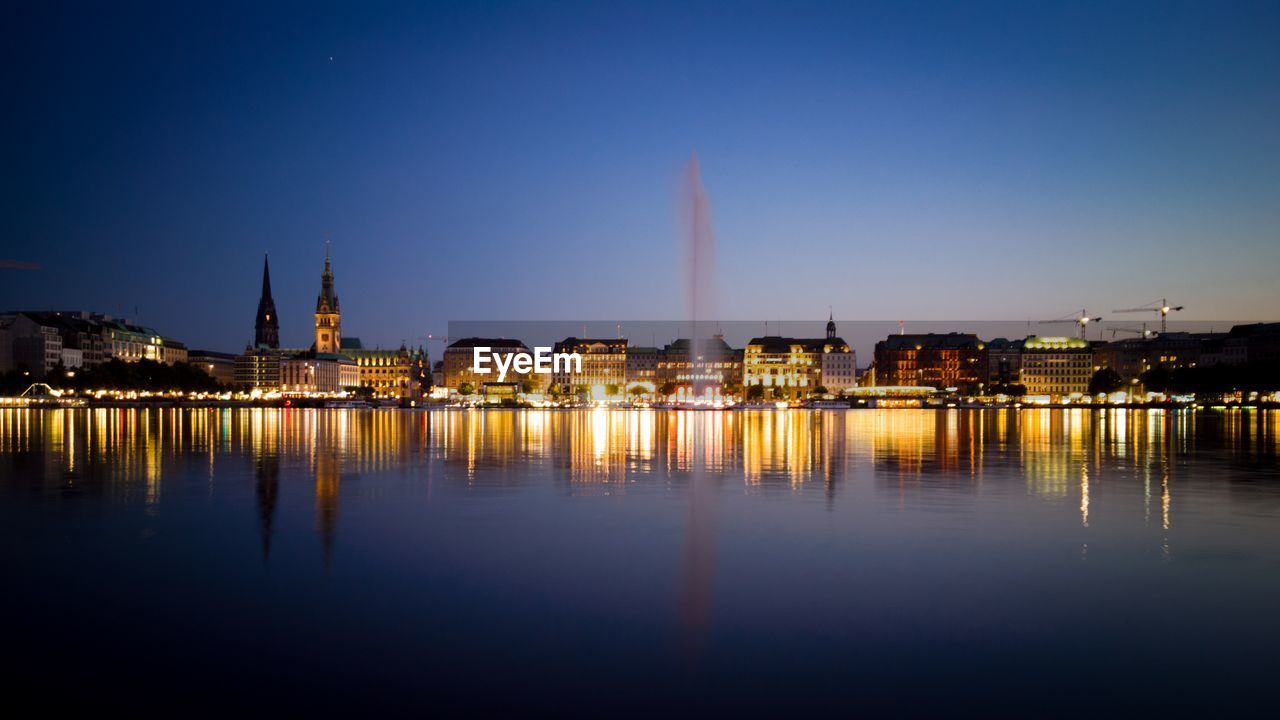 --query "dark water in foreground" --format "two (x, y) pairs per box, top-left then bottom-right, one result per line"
(2, 408), (1278, 715)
